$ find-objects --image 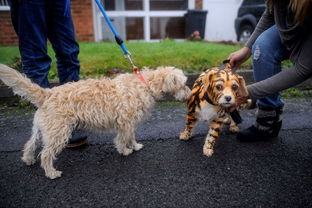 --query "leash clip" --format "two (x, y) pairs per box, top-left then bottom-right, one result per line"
(124, 54), (135, 68)
(124, 54), (150, 90)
